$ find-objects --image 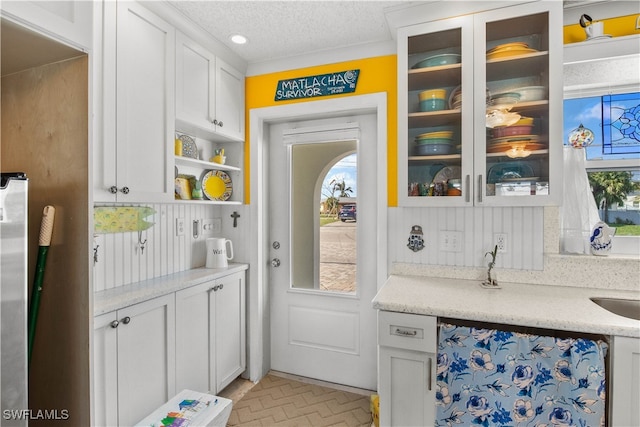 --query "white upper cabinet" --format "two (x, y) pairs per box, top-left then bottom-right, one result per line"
(176, 31), (245, 142)
(1, 0), (93, 50)
(398, 1), (562, 207)
(95, 1), (175, 203)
